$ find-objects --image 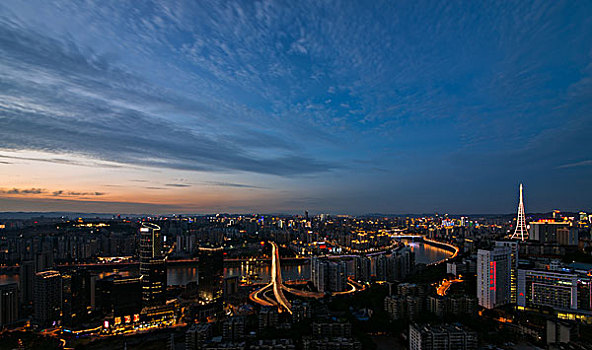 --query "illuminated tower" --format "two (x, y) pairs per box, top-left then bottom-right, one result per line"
(140, 223), (167, 307)
(510, 183), (528, 241)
